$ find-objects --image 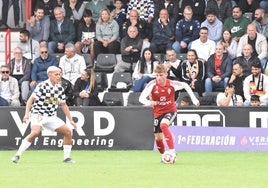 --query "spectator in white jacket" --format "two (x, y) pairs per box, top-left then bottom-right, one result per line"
(237, 24), (267, 69)
(59, 43), (86, 85)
